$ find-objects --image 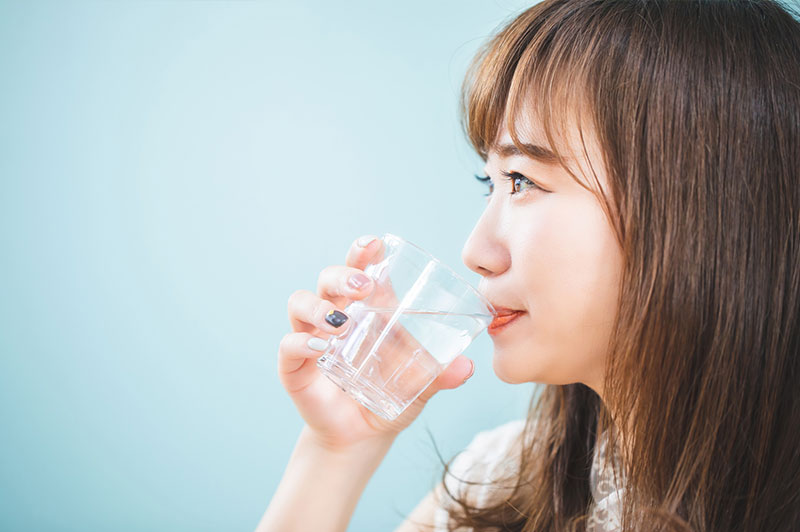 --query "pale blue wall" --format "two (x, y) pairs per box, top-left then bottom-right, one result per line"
(0, 1), (539, 530)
